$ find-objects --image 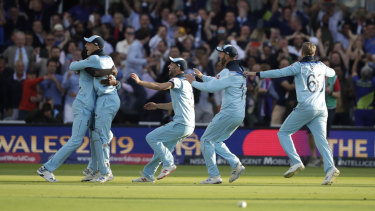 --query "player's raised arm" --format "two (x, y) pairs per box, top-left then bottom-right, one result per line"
(257, 64), (299, 78)
(131, 73), (173, 90)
